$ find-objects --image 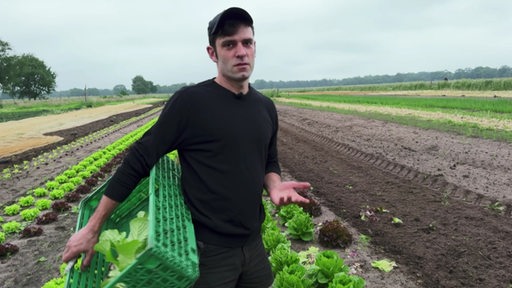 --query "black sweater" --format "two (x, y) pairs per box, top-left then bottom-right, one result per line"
(104, 79), (281, 247)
